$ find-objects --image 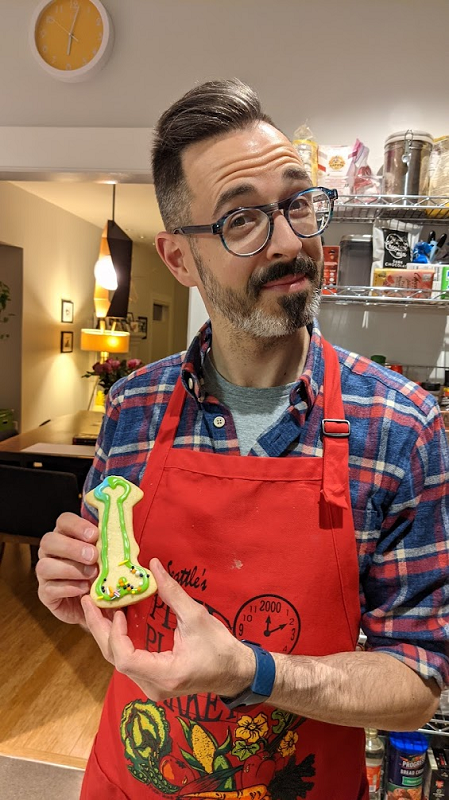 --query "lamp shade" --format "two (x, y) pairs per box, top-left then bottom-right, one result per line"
(80, 328), (130, 354)
(94, 254), (117, 290)
(94, 226), (118, 290)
